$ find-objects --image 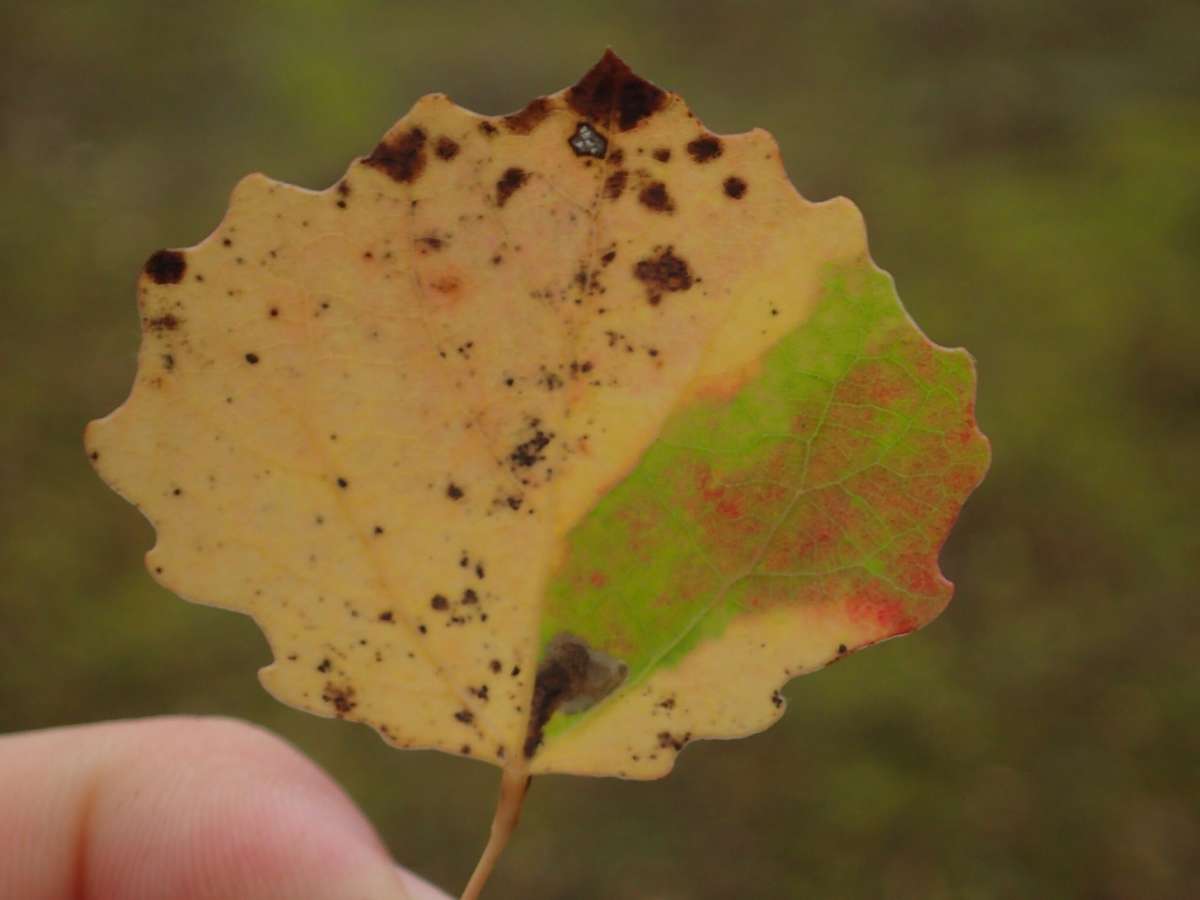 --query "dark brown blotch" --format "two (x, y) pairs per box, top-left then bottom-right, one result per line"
(144, 250), (186, 285)
(435, 136), (460, 160)
(322, 683), (357, 717)
(496, 167), (529, 207)
(503, 97), (552, 134)
(633, 246), (693, 303)
(364, 127), (427, 183)
(723, 176), (747, 199)
(566, 50), (666, 131)
(638, 181), (674, 213)
(603, 170), (628, 200)
(686, 134), (723, 162)
(509, 428), (553, 468)
(653, 147), (671, 162)
(146, 313), (180, 332)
